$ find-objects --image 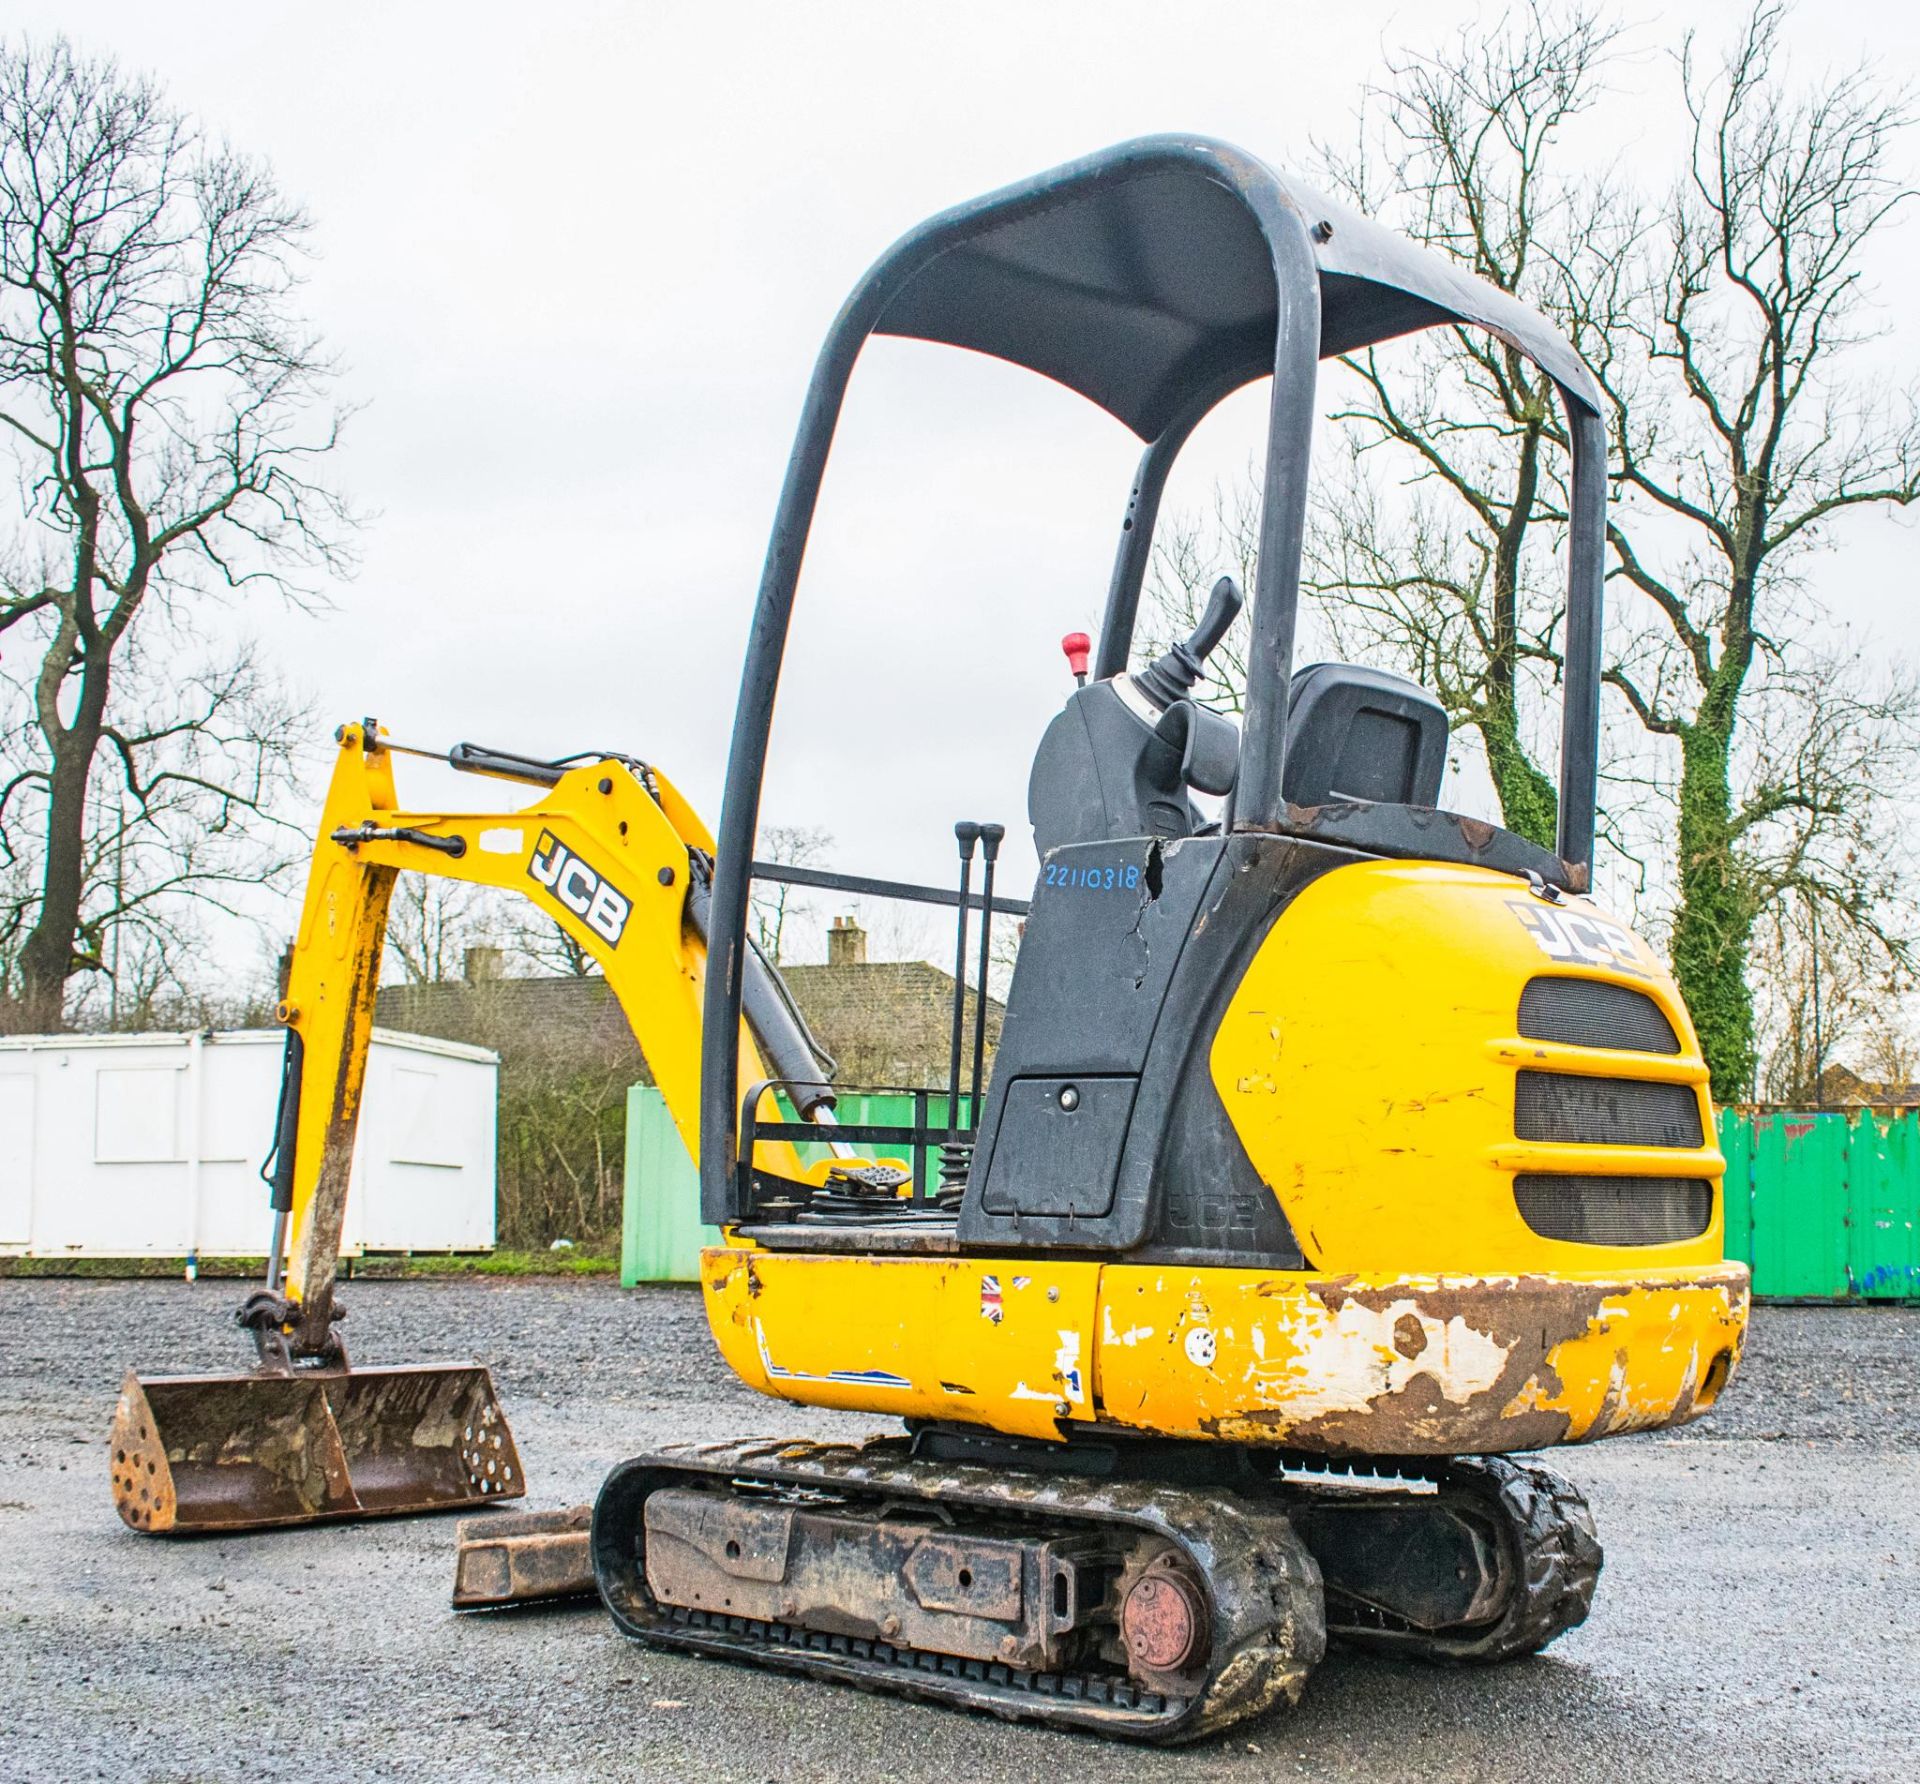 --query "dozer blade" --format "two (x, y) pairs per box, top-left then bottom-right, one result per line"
(452, 1503), (597, 1608)
(111, 1363), (524, 1535)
